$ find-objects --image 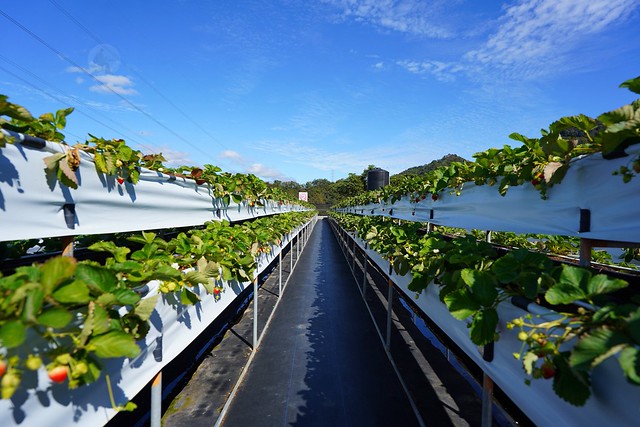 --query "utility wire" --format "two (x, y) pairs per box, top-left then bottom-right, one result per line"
(0, 54), (156, 152)
(47, 0), (231, 154)
(0, 8), (220, 166)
